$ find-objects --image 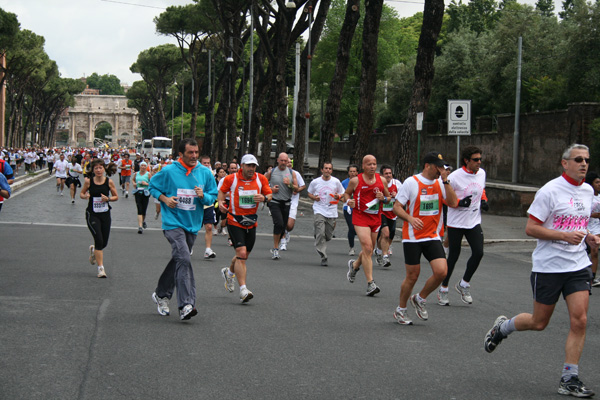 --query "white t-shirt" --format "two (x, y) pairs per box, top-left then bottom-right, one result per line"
(527, 175), (594, 273)
(307, 176), (345, 218)
(54, 159), (69, 178)
(447, 167), (486, 229)
(67, 162), (83, 177)
(589, 193), (600, 235)
(291, 170), (305, 206)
